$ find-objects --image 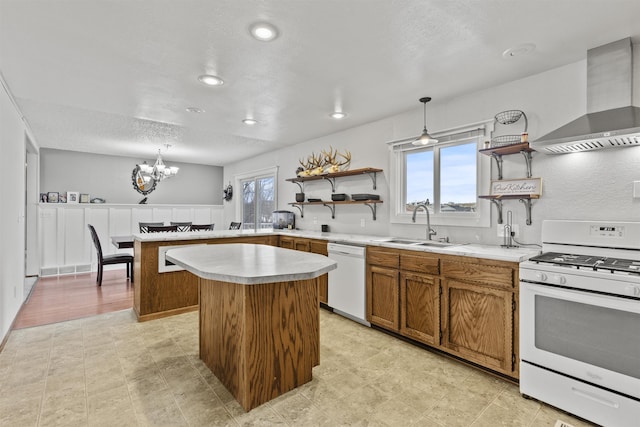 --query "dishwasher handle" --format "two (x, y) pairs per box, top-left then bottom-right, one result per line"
(327, 243), (366, 257)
